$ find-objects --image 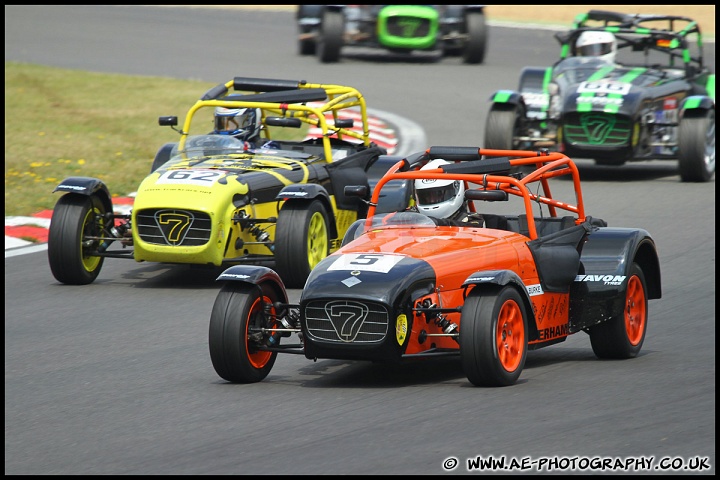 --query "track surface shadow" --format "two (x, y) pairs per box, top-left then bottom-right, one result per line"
(222, 345), (644, 389)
